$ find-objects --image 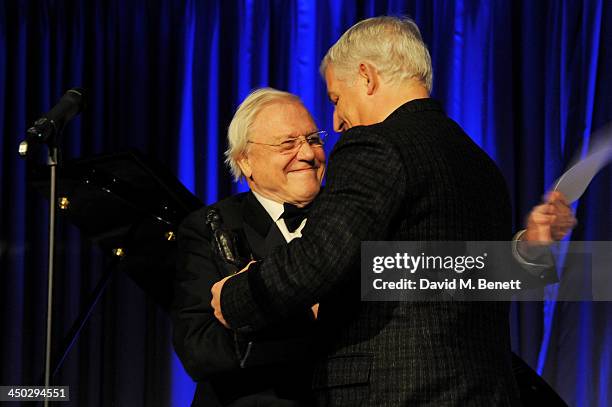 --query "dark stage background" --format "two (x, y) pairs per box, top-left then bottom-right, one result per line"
(1, 1), (611, 406)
